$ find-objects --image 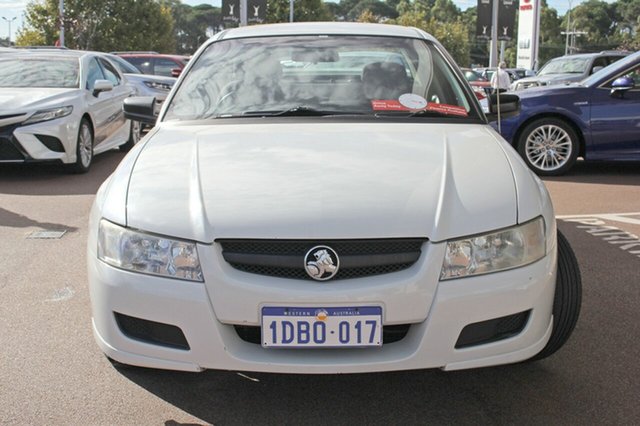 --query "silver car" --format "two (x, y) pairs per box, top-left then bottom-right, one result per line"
(0, 50), (138, 172)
